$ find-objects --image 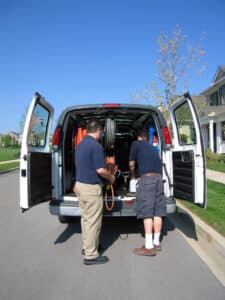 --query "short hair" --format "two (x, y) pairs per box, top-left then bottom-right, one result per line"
(86, 119), (101, 133)
(137, 128), (149, 140)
